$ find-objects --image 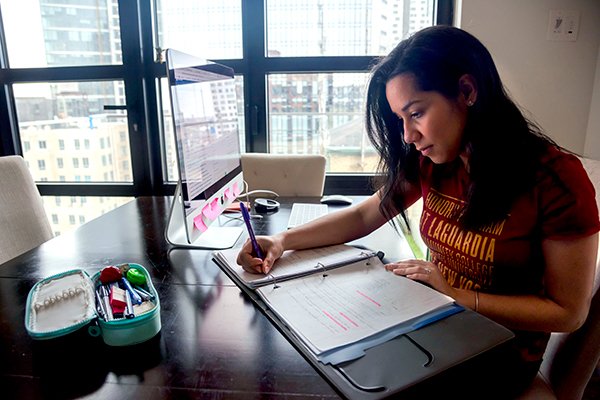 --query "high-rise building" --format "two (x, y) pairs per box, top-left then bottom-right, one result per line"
(4, 0), (132, 236)
(3, 0), (433, 233)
